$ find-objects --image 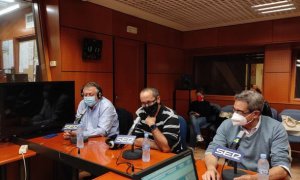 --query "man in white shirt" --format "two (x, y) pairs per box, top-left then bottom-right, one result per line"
(63, 82), (119, 139)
